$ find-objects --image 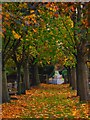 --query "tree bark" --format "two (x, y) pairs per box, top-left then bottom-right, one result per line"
(32, 63), (40, 86)
(2, 68), (10, 103)
(17, 65), (22, 95)
(72, 3), (89, 102)
(67, 67), (72, 86)
(76, 47), (88, 101)
(76, 54), (81, 96)
(71, 67), (77, 90)
(21, 72), (26, 94)
(23, 60), (30, 90)
(87, 2), (90, 100)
